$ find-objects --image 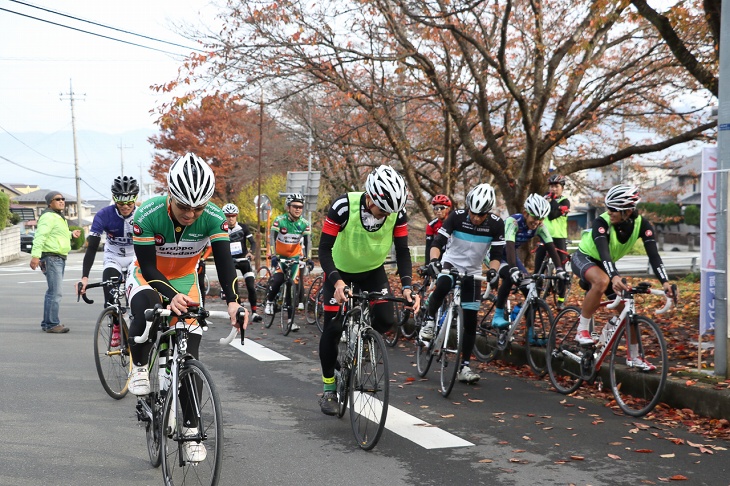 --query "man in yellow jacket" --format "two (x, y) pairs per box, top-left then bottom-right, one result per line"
(30, 191), (81, 333)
